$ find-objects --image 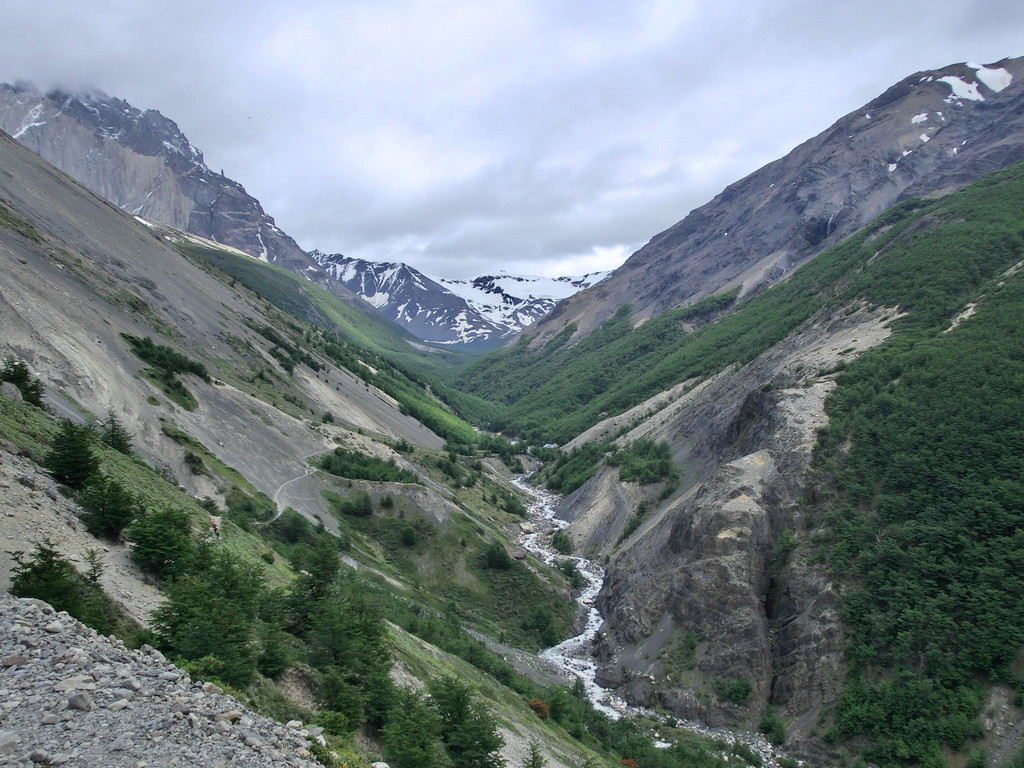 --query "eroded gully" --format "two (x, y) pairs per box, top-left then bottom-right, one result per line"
(512, 476), (793, 767)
